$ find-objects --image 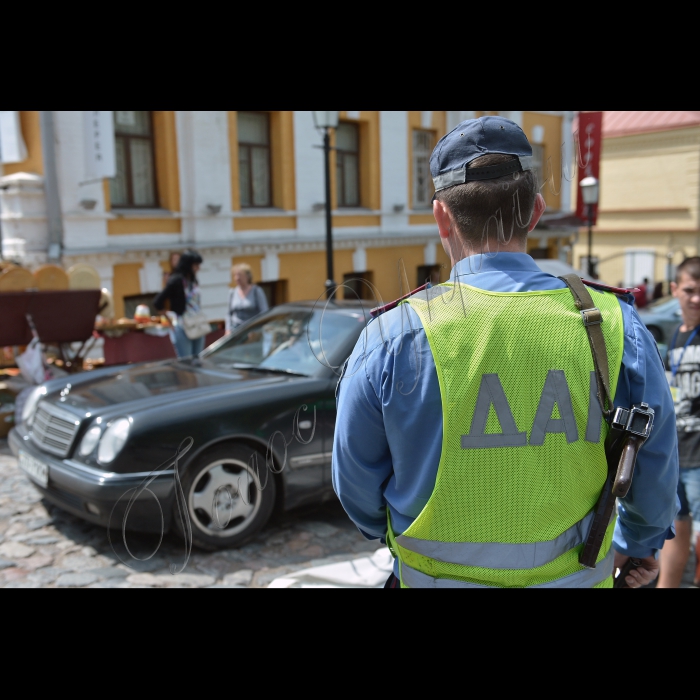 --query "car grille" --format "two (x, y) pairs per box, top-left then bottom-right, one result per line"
(30, 403), (81, 458)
